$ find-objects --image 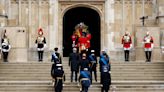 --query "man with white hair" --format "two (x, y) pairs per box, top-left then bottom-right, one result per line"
(69, 48), (80, 82)
(121, 31), (132, 61)
(143, 31), (154, 62)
